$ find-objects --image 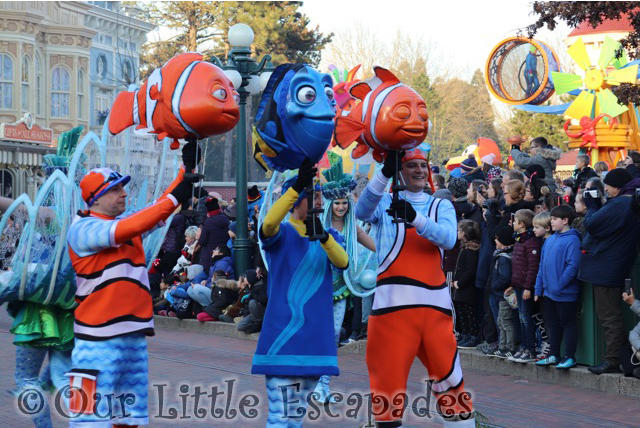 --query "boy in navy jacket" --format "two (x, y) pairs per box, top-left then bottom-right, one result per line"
(534, 205), (582, 370)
